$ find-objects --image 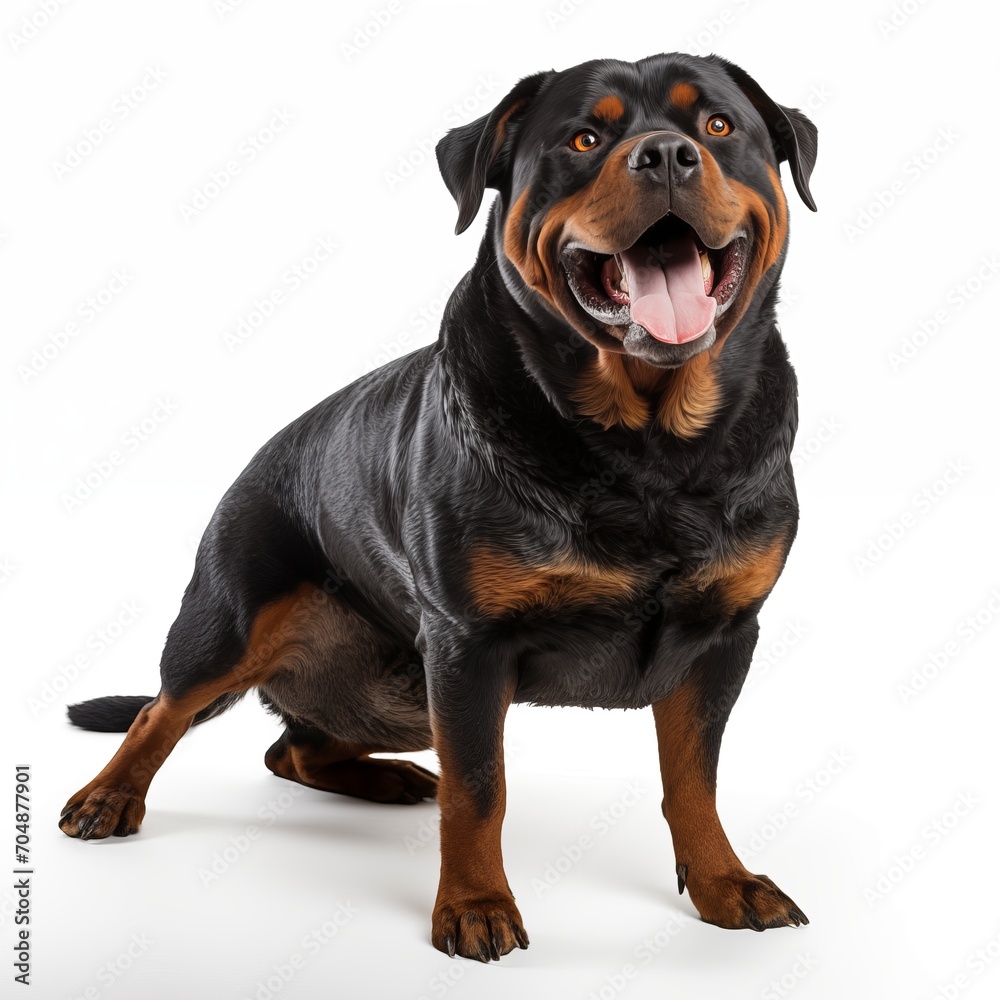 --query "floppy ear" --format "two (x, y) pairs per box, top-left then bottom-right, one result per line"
(709, 56), (818, 212)
(436, 71), (554, 235)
